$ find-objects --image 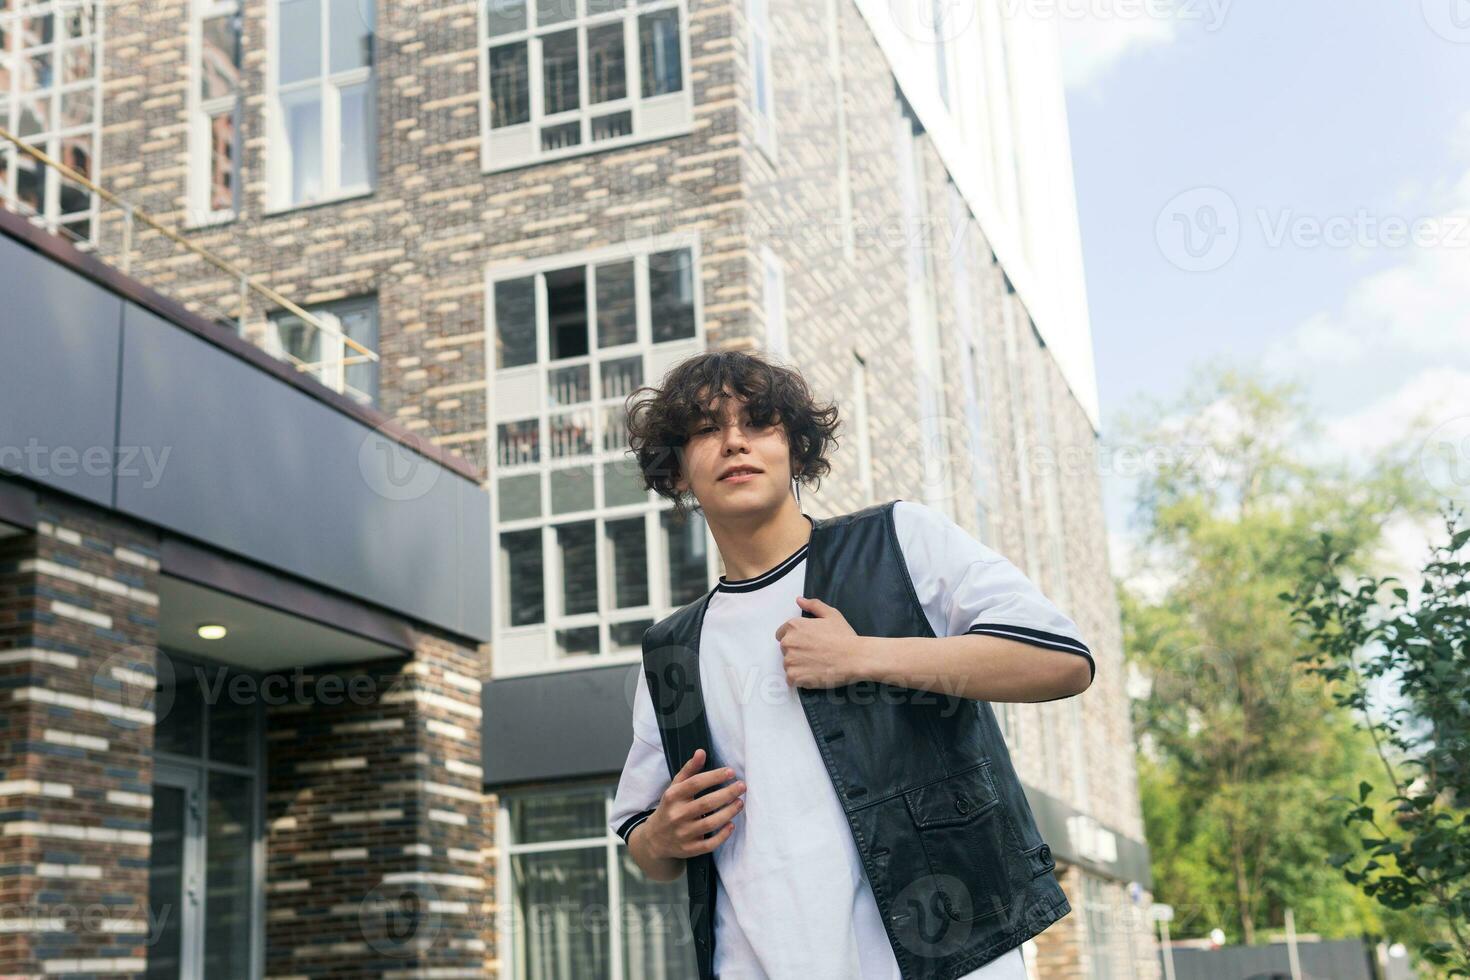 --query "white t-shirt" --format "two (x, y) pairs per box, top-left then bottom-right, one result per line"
(609, 500), (1093, 980)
